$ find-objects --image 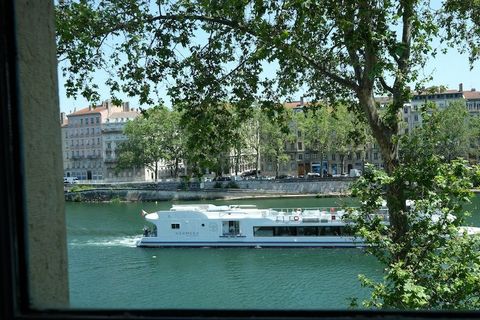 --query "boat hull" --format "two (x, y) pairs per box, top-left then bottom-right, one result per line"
(136, 239), (366, 248)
